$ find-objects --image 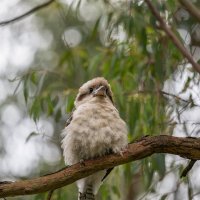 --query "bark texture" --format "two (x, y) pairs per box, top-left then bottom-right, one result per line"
(0, 135), (200, 198)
